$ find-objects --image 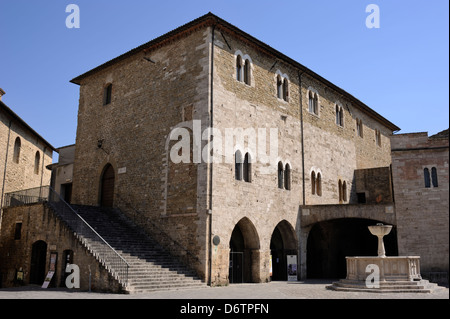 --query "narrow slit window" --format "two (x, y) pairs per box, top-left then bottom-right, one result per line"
(283, 78), (289, 102)
(431, 167), (438, 187)
(343, 181), (347, 202)
(13, 137), (21, 164)
(104, 84), (112, 105)
(313, 93), (318, 115)
(235, 151), (243, 181)
(284, 164), (291, 190)
(14, 222), (22, 240)
(316, 173), (322, 196)
(244, 59), (251, 85)
(278, 162), (284, 189)
(424, 168), (431, 188)
(277, 76), (283, 99)
(236, 56), (243, 82)
(243, 153), (251, 183)
(34, 151), (40, 175)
